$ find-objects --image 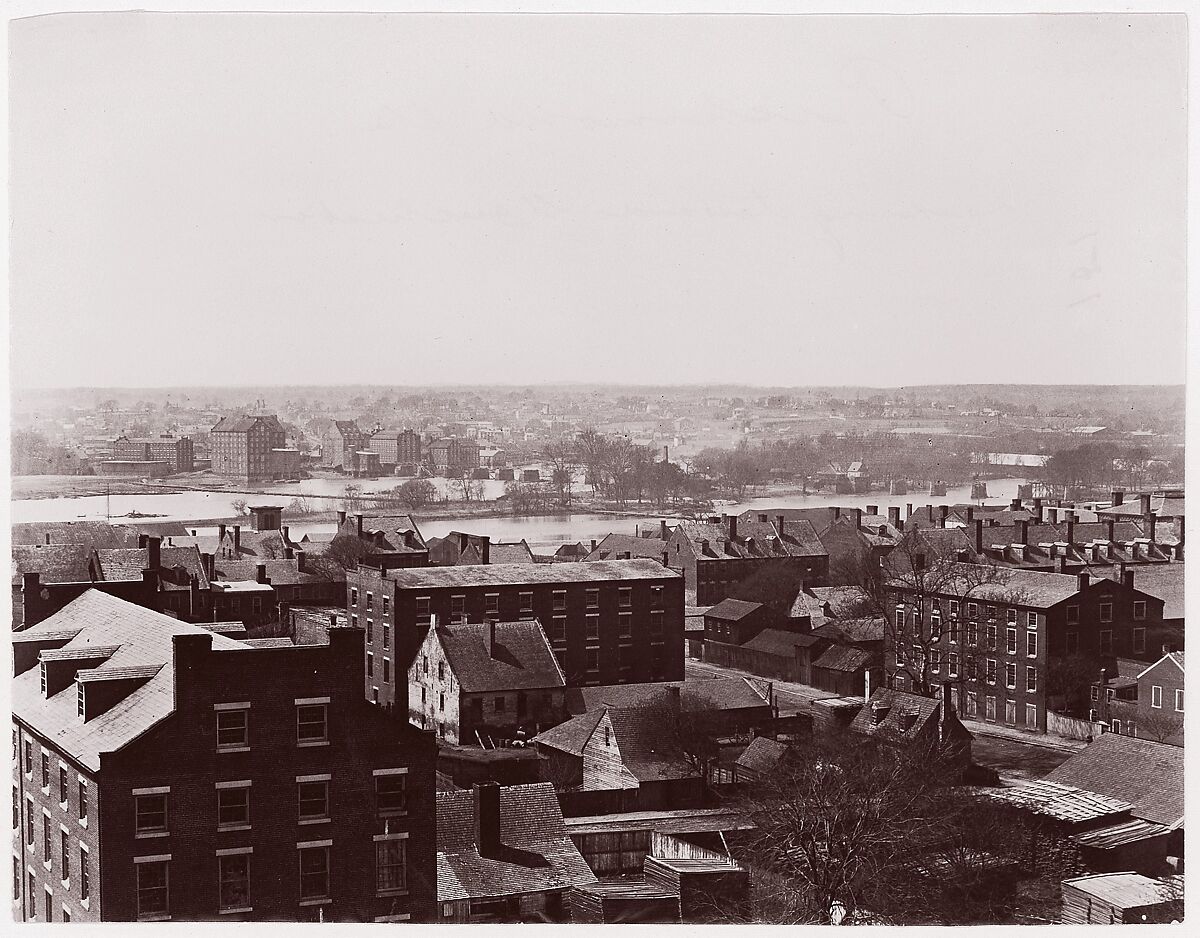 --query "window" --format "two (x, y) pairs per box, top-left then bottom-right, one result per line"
(1005, 663), (1016, 689)
(1027, 630), (1038, 658)
(297, 779), (330, 822)
(366, 591), (373, 610)
(217, 785), (250, 828)
(966, 689), (977, 716)
(1175, 689), (1184, 712)
(383, 659), (391, 684)
(375, 771), (408, 816)
(218, 854), (250, 912)
(1099, 602), (1113, 623)
(895, 607), (906, 632)
(586, 589), (599, 609)
(1066, 605), (1080, 624)
(1026, 612), (1037, 630)
(26, 797), (34, 845)
(986, 659), (997, 685)
(415, 597), (431, 624)
(382, 624), (390, 650)
(1133, 628), (1146, 654)
(296, 702), (328, 744)
(967, 602), (978, 618)
(77, 681), (85, 717)
(1151, 684), (1163, 708)
(985, 696), (997, 721)
(585, 615), (600, 641)
(450, 595), (465, 624)
(366, 653), (374, 678)
(382, 596), (389, 615)
(1006, 627), (1017, 655)
(1026, 666), (1038, 693)
(967, 620), (979, 646)
(1099, 630), (1113, 654)
(894, 644), (906, 664)
(948, 651), (959, 677)
(376, 836), (407, 894)
(1026, 703), (1038, 729)
(298, 845), (330, 901)
(949, 599), (960, 617)
(59, 767), (68, 806)
(586, 648), (600, 673)
(484, 593), (499, 620)
(216, 705), (249, 750)
(985, 623), (997, 651)
(422, 655), (428, 675)
(929, 649), (941, 673)
(618, 587), (632, 609)
(61, 830), (69, 878)
(494, 696), (506, 712)
(1133, 601), (1146, 620)
(351, 588), (359, 605)
(550, 616), (566, 644)
(41, 753), (50, 790)
(27, 872), (35, 919)
(650, 611), (664, 636)
(1066, 631), (1079, 654)
(518, 592), (534, 617)
(45, 888), (52, 922)
(617, 613), (632, 639)
(43, 814), (52, 863)
(930, 614), (942, 641)
(552, 590), (567, 611)
(40, 663), (47, 696)
(135, 792), (168, 834)
(366, 620), (373, 643)
(63, 908), (70, 923)
(136, 859), (169, 919)
(78, 782), (87, 823)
